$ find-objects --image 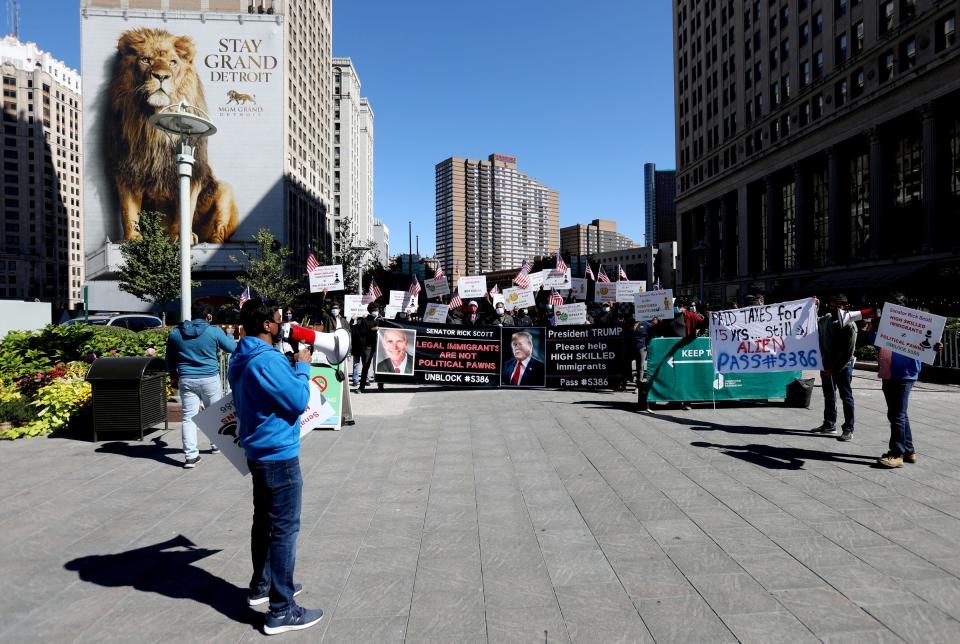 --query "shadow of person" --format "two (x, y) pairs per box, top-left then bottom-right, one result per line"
(645, 411), (818, 437)
(690, 440), (878, 470)
(64, 534), (254, 627)
(95, 436), (183, 467)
